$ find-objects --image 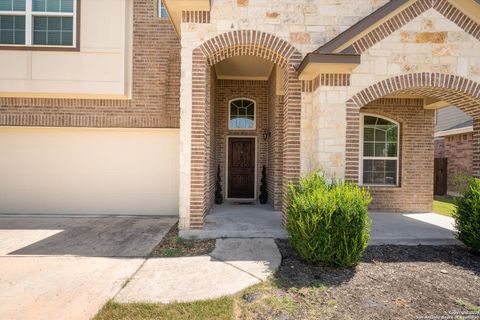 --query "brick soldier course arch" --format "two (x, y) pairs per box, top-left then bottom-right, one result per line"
(189, 30), (303, 229)
(345, 72), (480, 184)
